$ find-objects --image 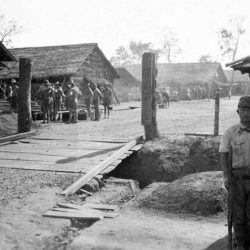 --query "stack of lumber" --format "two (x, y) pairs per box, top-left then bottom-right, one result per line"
(43, 202), (118, 222)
